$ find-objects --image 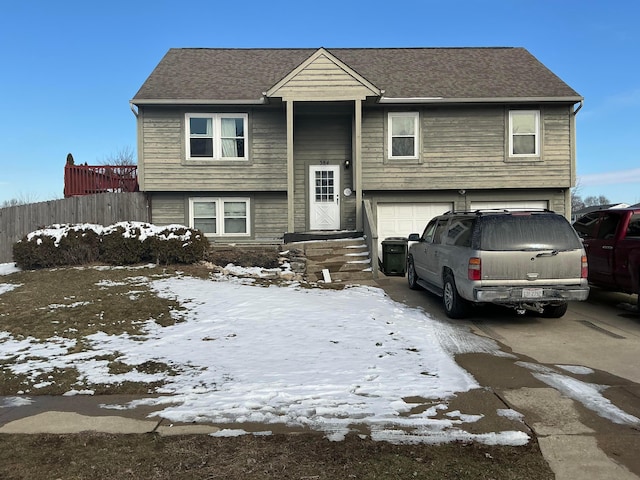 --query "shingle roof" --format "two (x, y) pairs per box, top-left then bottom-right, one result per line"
(132, 47), (581, 103)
